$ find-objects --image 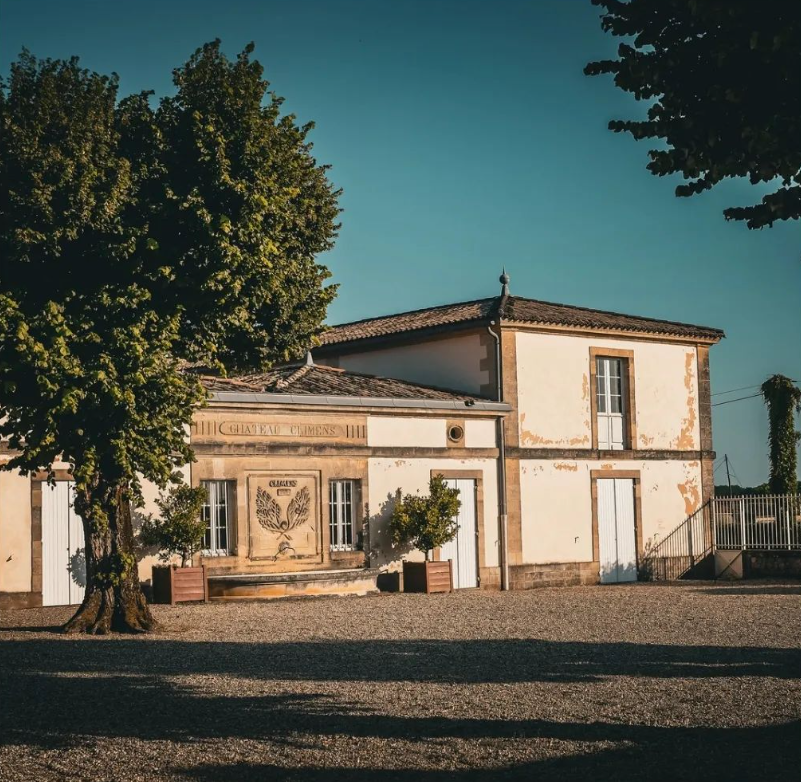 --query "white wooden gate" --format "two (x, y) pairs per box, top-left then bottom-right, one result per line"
(440, 479), (478, 588)
(597, 478), (637, 584)
(42, 481), (87, 606)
